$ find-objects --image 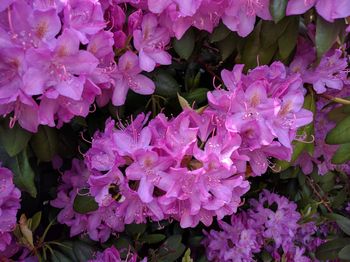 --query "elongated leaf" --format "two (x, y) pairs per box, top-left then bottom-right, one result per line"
(73, 195), (98, 214)
(278, 17), (299, 60)
(154, 69), (180, 98)
(0, 148), (37, 198)
(31, 126), (59, 162)
(269, 0), (288, 23)
(316, 238), (350, 260)
(184, 88), (209, 105)
(182, 249), (193, 262)
(339, 244), (350, 260)
(0, 122), (32, 157)
(158, 235), (186, 262)
(73, 241), (95, 262)
(209, 22), (231, 43)
(325, 214), (350, 236)
(326, 116), (350, 144)
(216, 33), (238, 61)
(173, 29), (195, 60)
(140, 234), (166, 244)
(316, 17), (344, 60)
(332, 143), (350, 164)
